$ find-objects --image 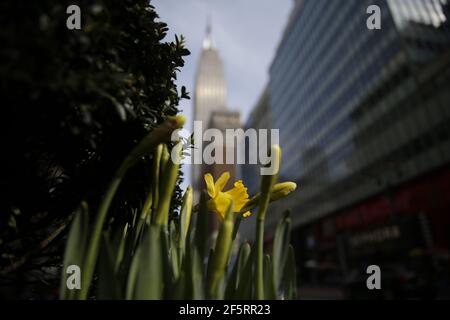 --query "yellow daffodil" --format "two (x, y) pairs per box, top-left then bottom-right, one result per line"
(204, 172), (251, 220)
